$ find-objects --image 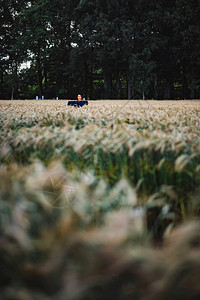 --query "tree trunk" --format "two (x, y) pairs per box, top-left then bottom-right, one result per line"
(84, 60), (88, 99)
(127, 81), (134, 99)
(11, 86), (14, 100)
(127, 72), (134, 99)
(182, 75), (187, 99)
(36, 55), (43, 98)
(103, 68), (112, 99)
(44, 60), (48, 98)
(15, 64), (19, 99)
(164, 81), (170, 99)
(154, 74), (158, 99)
(0, 68), (3, 98)
(116, 71), (121, 99)
(182, 61), (189, 99)
(55, 69), (58, 99)
(182, 72), (190, 99)
(114, 42), (121, 99)
(103, 72), (108, 99)
(89, 67), (93, 100)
